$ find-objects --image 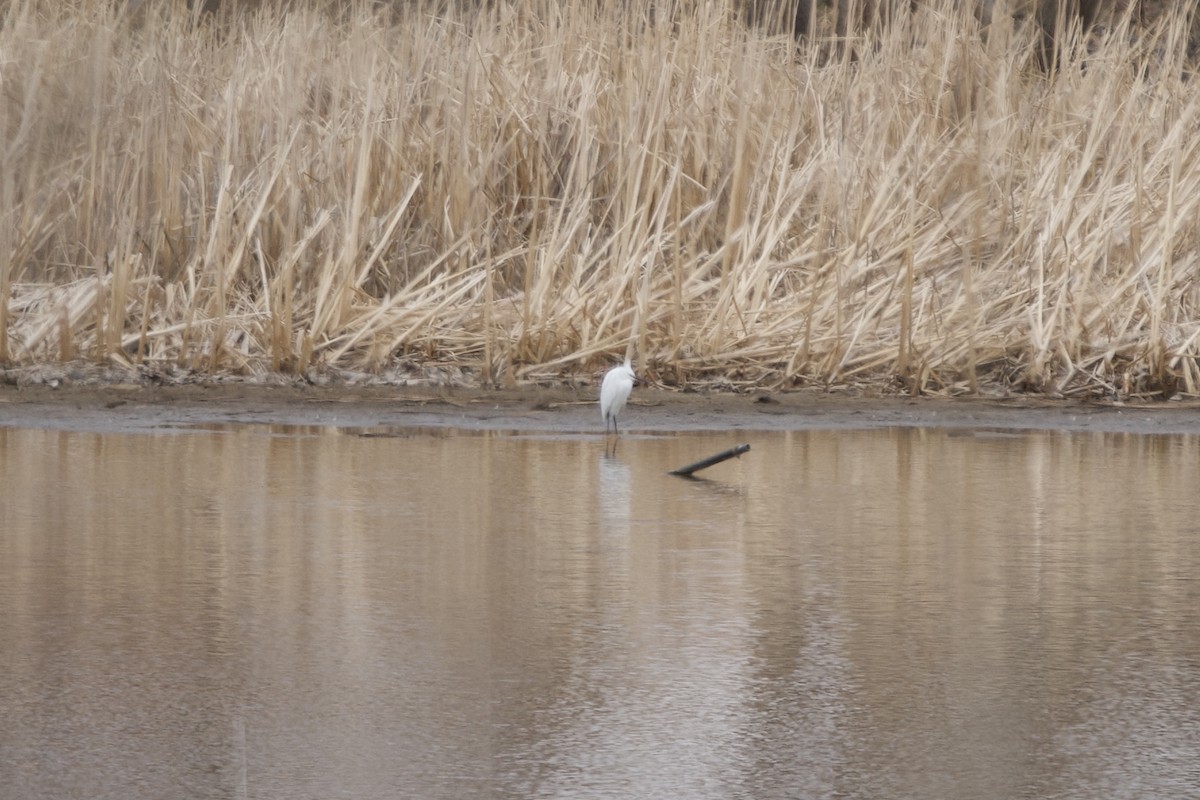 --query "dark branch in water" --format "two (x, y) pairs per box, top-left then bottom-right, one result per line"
(669, 444), (751, 477)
